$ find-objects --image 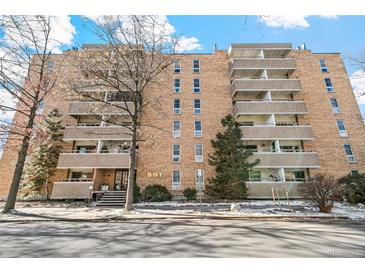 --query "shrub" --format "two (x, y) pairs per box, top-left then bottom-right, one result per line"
(183, 187), (197, 201)
(133, 184), (142, 203)
(300, 173), (341, 213)
(338, 173), (365, 204)
(143, 184), (172, 202)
